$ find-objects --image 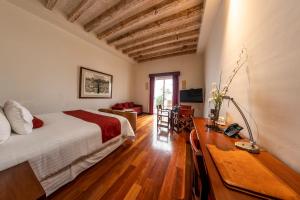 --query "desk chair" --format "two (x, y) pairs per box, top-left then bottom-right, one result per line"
(180, 105), (192, 110)
(177, 108), (194, 132)
(190, 129), (209, 200)
(156, 105), (170, 131)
